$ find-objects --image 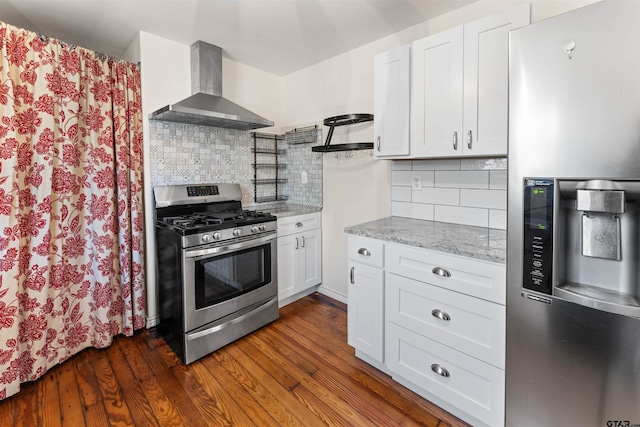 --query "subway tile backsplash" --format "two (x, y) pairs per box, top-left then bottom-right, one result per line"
(149, 121), (322, 208)
(391, 158), (507, 229)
